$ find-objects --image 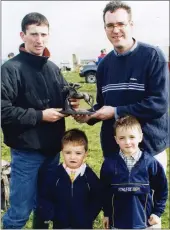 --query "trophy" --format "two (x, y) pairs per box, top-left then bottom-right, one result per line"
(60, 83), (95, 115)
